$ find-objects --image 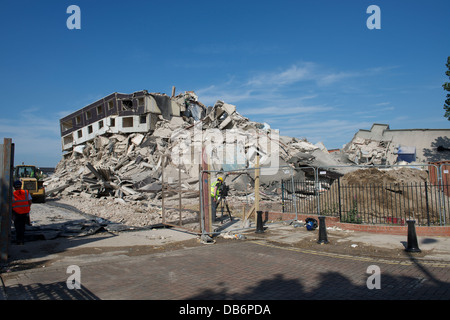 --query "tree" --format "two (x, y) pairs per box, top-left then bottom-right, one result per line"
(444, 56), (450, 120)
